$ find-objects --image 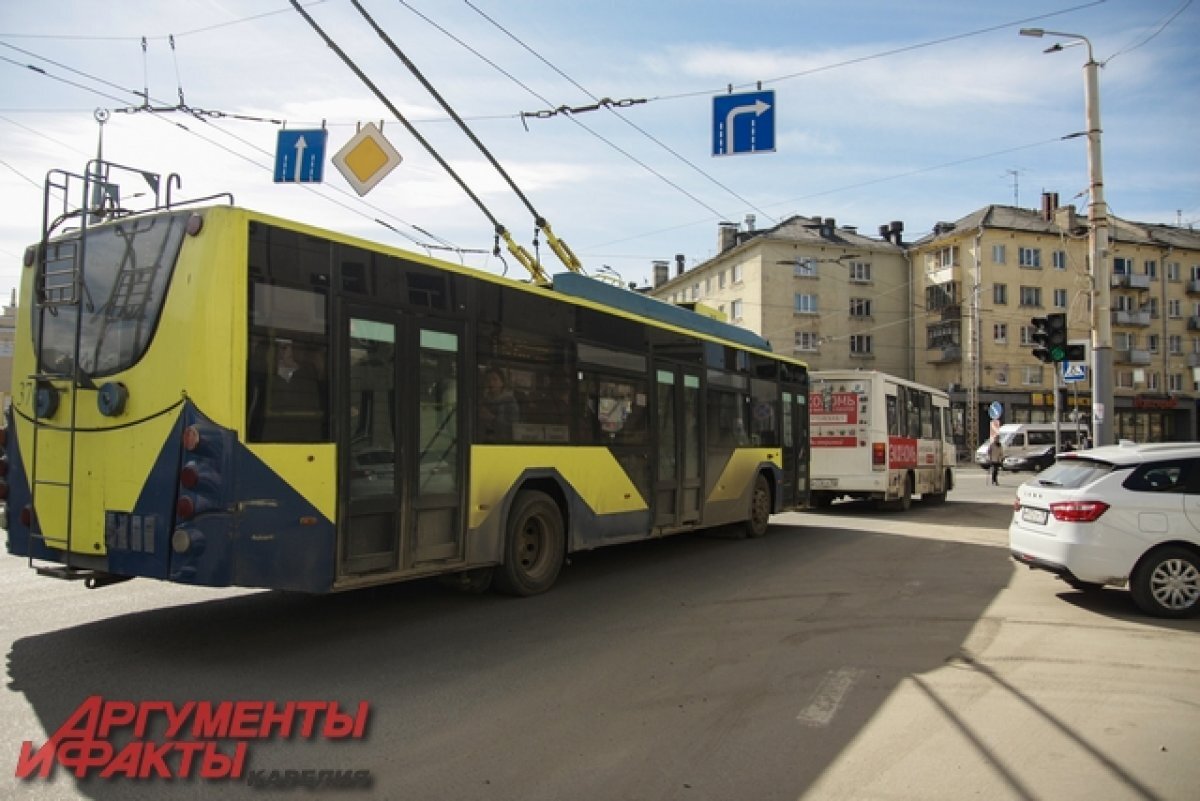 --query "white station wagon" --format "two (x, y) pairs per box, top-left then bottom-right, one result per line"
(1009, 442), (1200, 618)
